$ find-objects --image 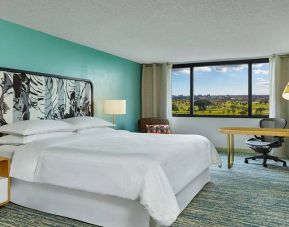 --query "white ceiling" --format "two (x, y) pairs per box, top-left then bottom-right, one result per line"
(1, 0), (289, 63)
